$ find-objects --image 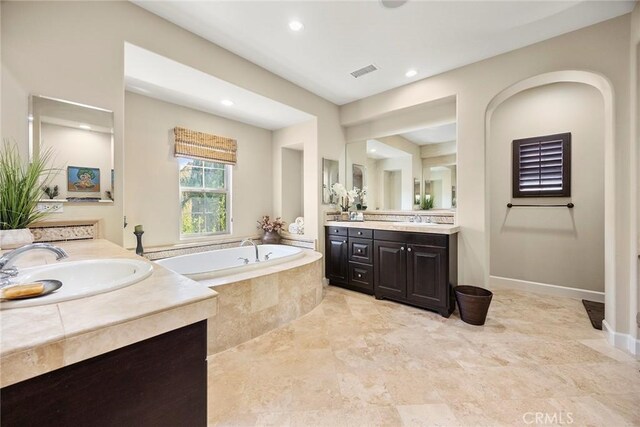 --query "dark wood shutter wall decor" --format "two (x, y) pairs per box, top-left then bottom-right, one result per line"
(174, 126), (237, 165)
(512, 132), (571, 198)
